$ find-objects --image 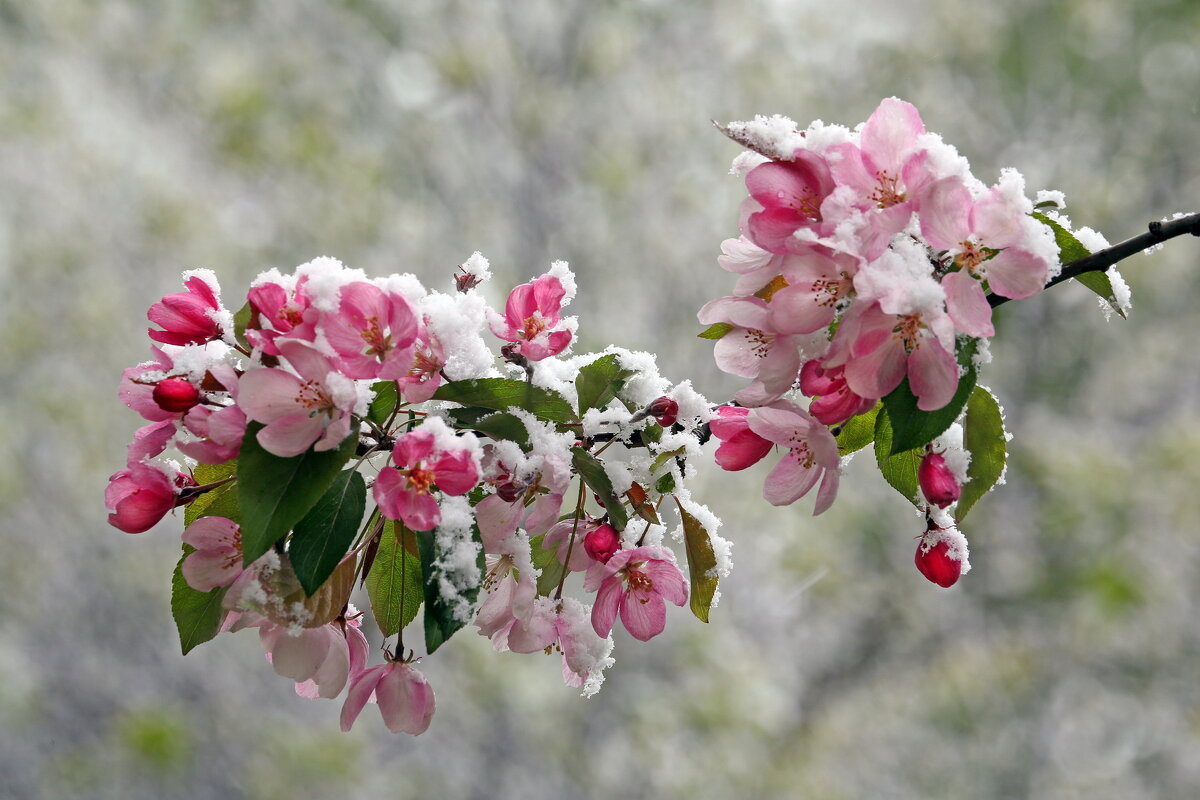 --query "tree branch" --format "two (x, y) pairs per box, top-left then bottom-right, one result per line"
(989, 211), (1200, 308)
